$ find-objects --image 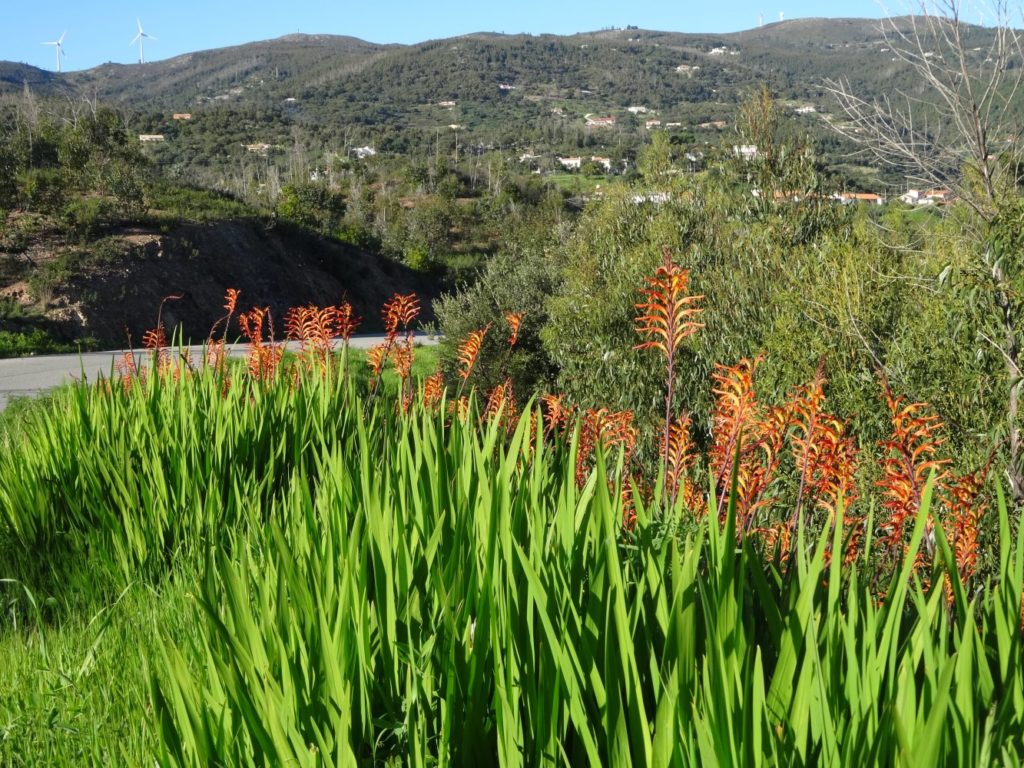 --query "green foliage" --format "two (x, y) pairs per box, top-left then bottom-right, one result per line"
(334, 221), (380, 251)
(542, 187), (701, 429)
(62, 196), (117, 241)
(17, 168), (66, 214)
(275, 181), (346, 232)
(638, 130), (674, 182)
(105, 163), (146, 218)
(109, 397), (1024, 764)
(0, 347), (1021, 765)
(0, 328), (87, 358)
(0, 579), (193, 764)
(146, 182), (256, 222)
(436, 230), (562, 394)
(27, 252), (80, 303)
